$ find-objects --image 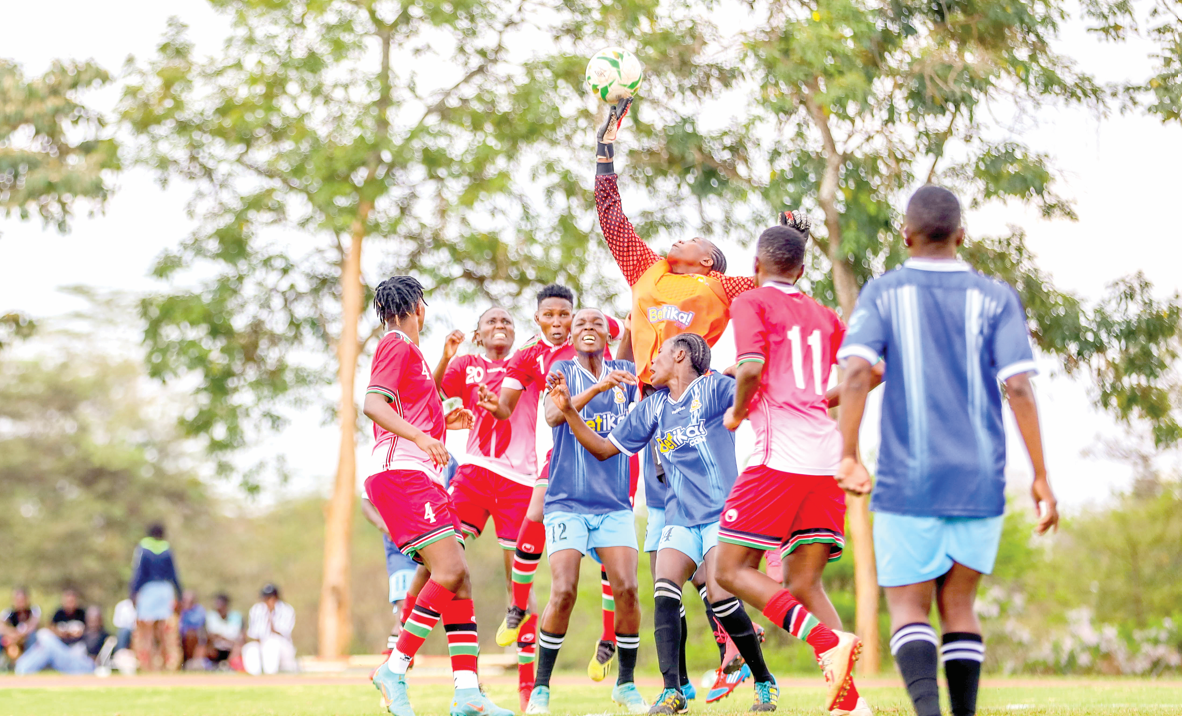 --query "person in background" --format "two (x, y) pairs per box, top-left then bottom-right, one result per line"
(112, 598), (137, 653)
(130, 522), (183, 671)
(82, 606), (112, 663)
(1, 588), (40, 666)
(179, 590), (207, 668)
(51, 589), (86, 648)
(243, 584), (297, 675)
(205, 593), (244, 671)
